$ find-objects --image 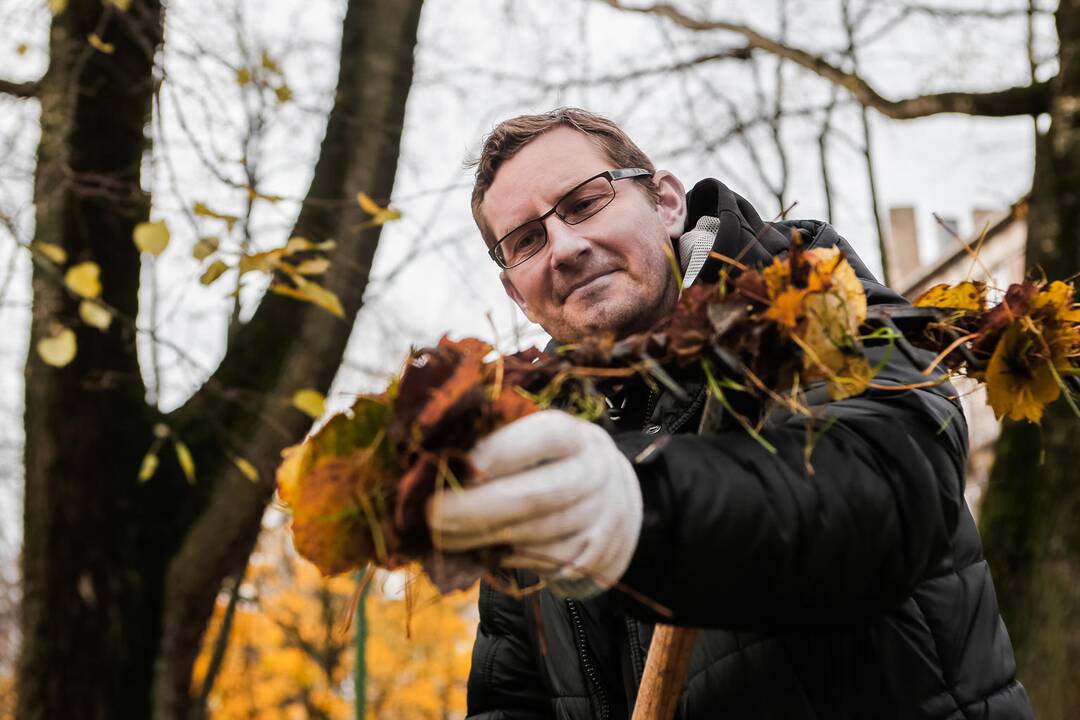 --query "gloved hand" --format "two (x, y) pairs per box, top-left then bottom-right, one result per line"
(425, 410), (643, 598)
